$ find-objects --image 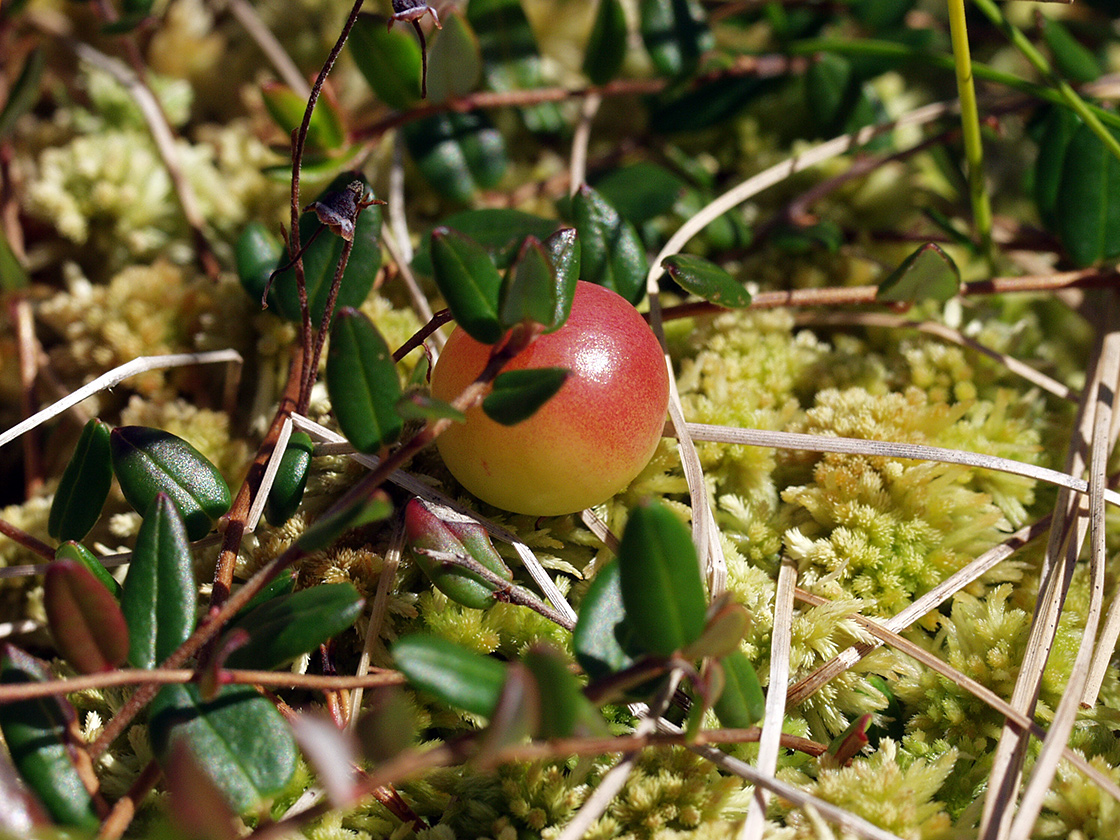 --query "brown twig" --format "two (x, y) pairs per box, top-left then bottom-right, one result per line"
(0, 517), (54, 561)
